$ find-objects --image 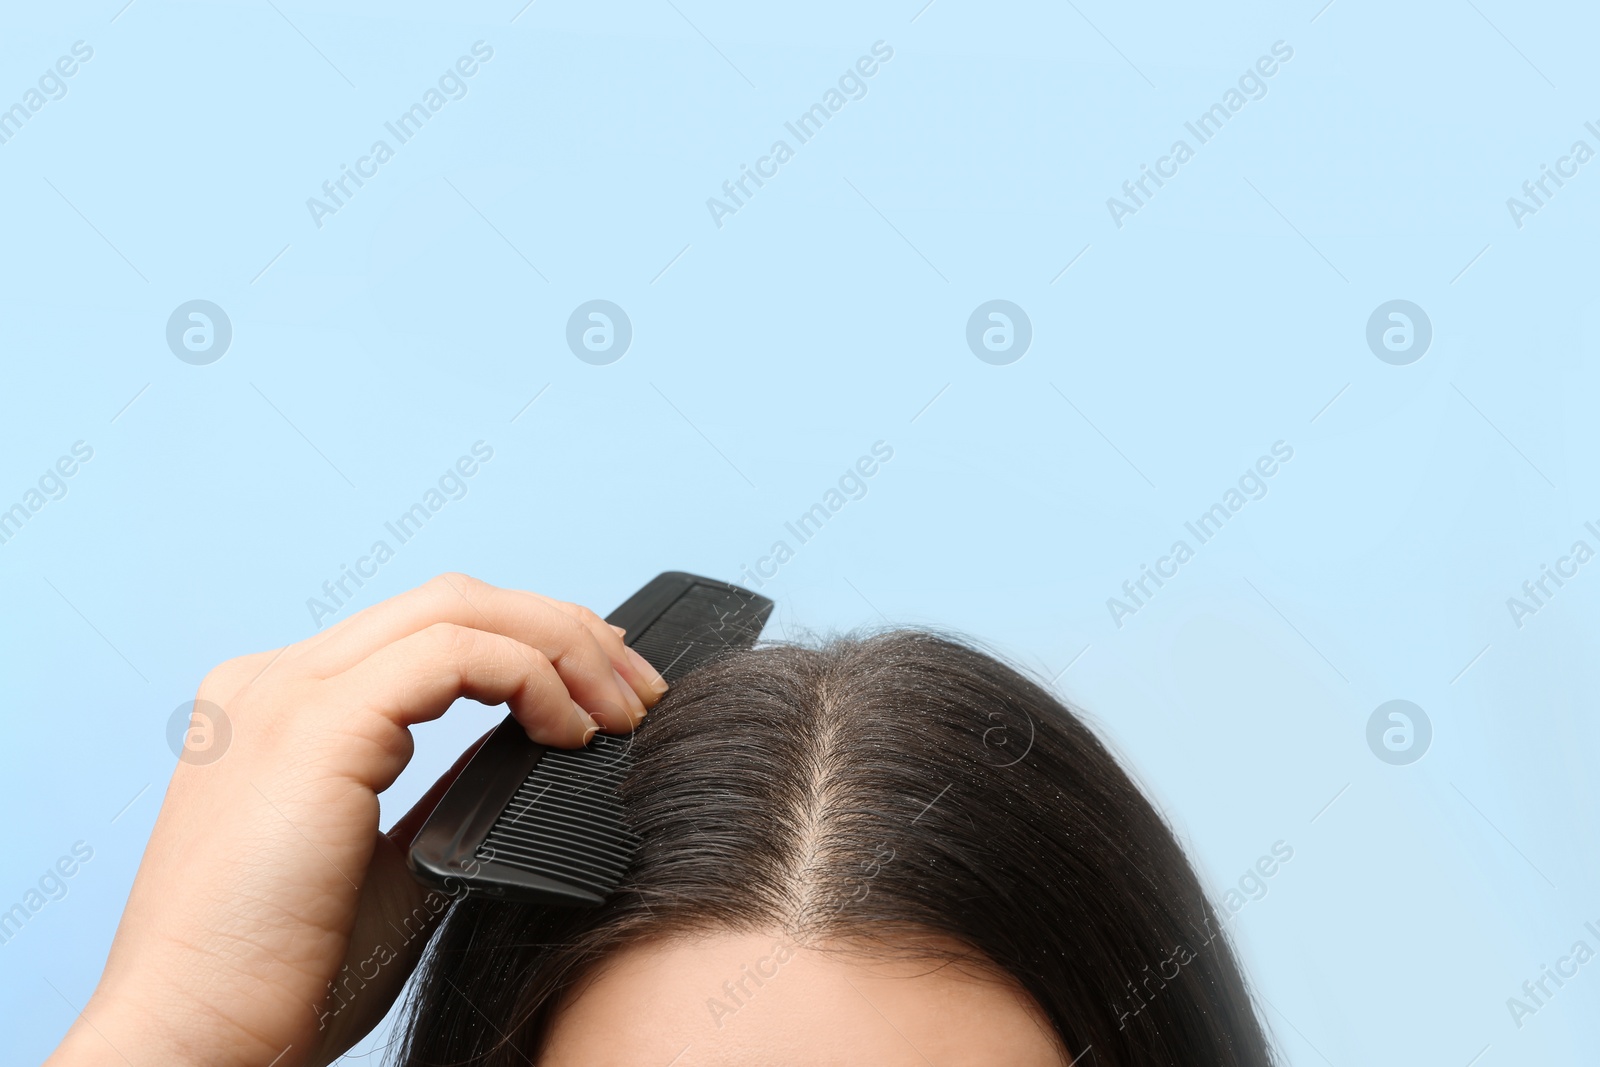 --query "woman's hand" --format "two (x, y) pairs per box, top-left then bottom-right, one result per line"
(47, 574), (667, 1067)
